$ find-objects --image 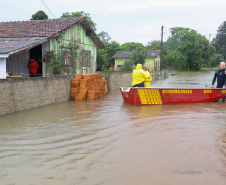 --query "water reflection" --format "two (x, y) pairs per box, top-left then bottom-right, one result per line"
(121, 103), (163, 118)
(0, 71), (226, 185)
